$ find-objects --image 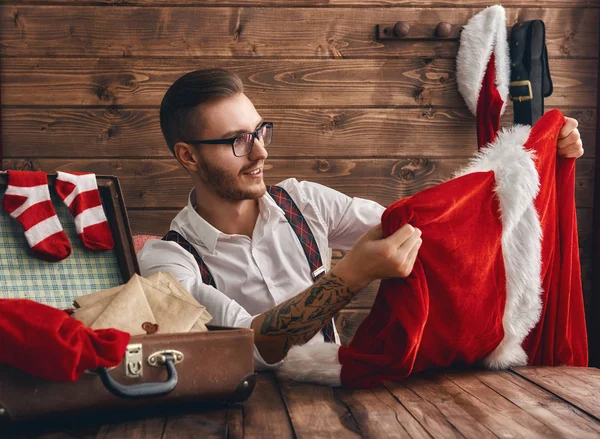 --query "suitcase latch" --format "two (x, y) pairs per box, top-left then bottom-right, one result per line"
(125, 343), (143, 378)
(148, 350), (184, 367)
